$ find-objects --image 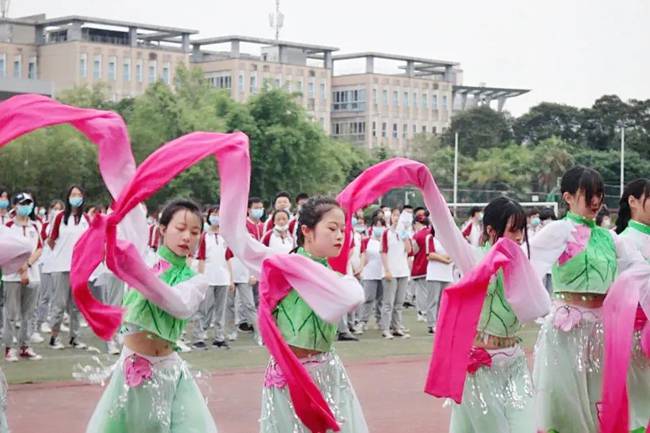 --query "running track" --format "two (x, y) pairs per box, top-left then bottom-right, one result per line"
(7, 355), (451, 433)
